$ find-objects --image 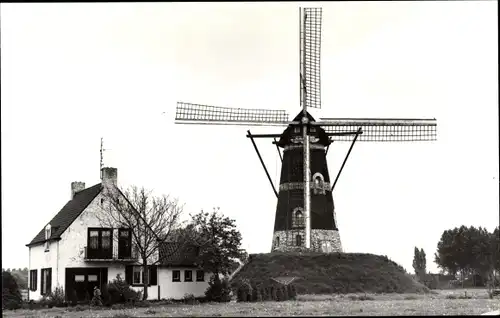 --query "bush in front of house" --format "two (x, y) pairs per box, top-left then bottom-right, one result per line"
(106, 274), (141, 305)
(2, 271), (23, 310)
(204, 275), (231, 303)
